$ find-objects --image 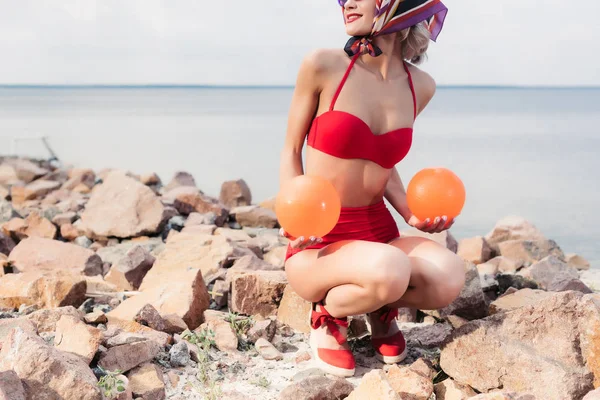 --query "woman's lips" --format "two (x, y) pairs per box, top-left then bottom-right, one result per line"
(346, 14), (362, 23)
